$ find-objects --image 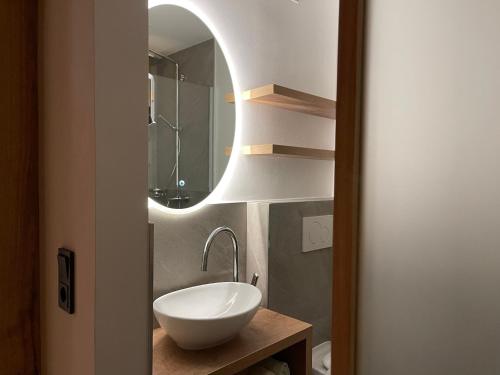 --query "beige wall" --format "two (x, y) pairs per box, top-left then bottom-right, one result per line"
(39, 0), (95, 373)
(94, 0), (149, 374)
(358, 1), (500, 374)
(40, 0), (149, 374)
